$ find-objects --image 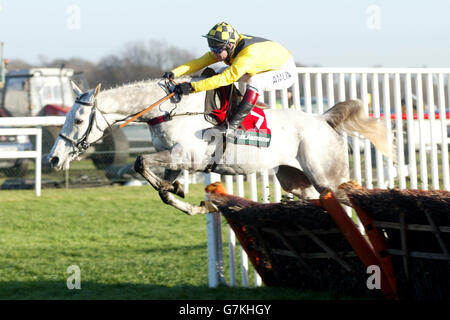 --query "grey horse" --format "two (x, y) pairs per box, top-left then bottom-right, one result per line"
(48, 78), (394, 215)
